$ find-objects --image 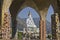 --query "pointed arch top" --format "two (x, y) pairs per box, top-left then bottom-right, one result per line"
(17, 0), (40, 16)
